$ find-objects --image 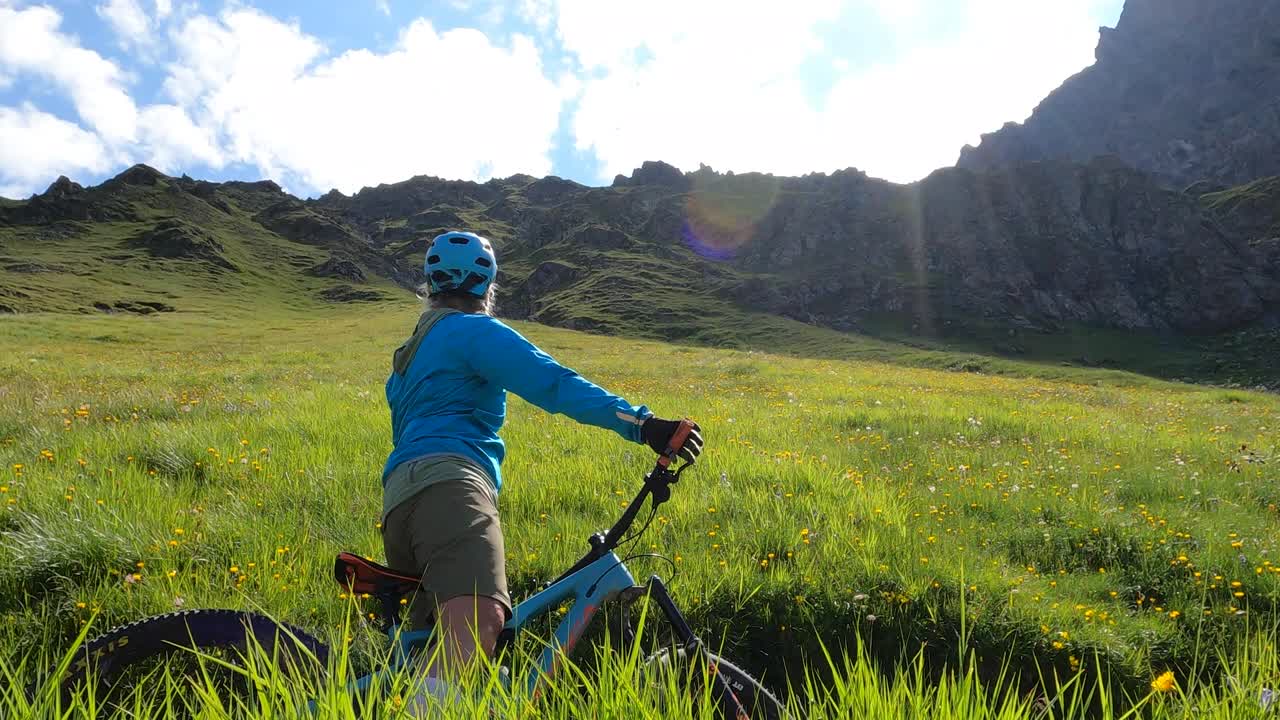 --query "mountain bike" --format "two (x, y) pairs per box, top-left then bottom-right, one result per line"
(48, 420), (785, 718)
